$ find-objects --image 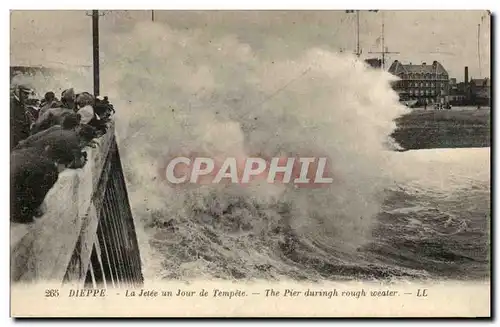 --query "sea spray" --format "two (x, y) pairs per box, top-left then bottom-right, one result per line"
(97, 21), (410, 280)
(12, 20), (411, 281)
